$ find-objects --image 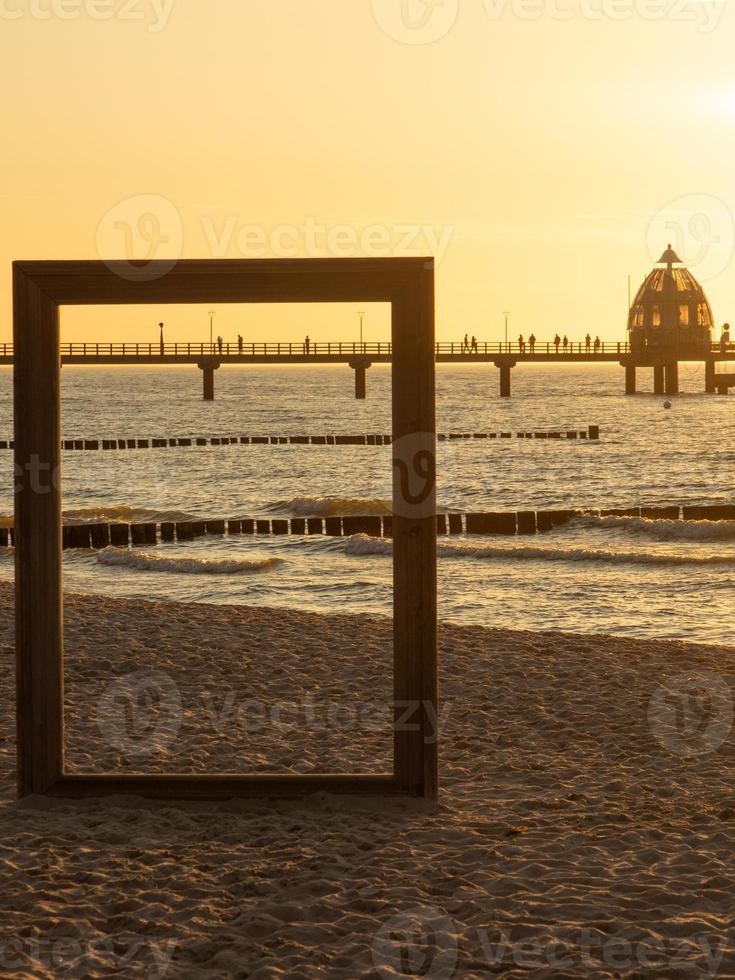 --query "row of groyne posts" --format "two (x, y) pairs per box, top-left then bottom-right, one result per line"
(0, 427), (600, 452)
(1, 502), (729, 550)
